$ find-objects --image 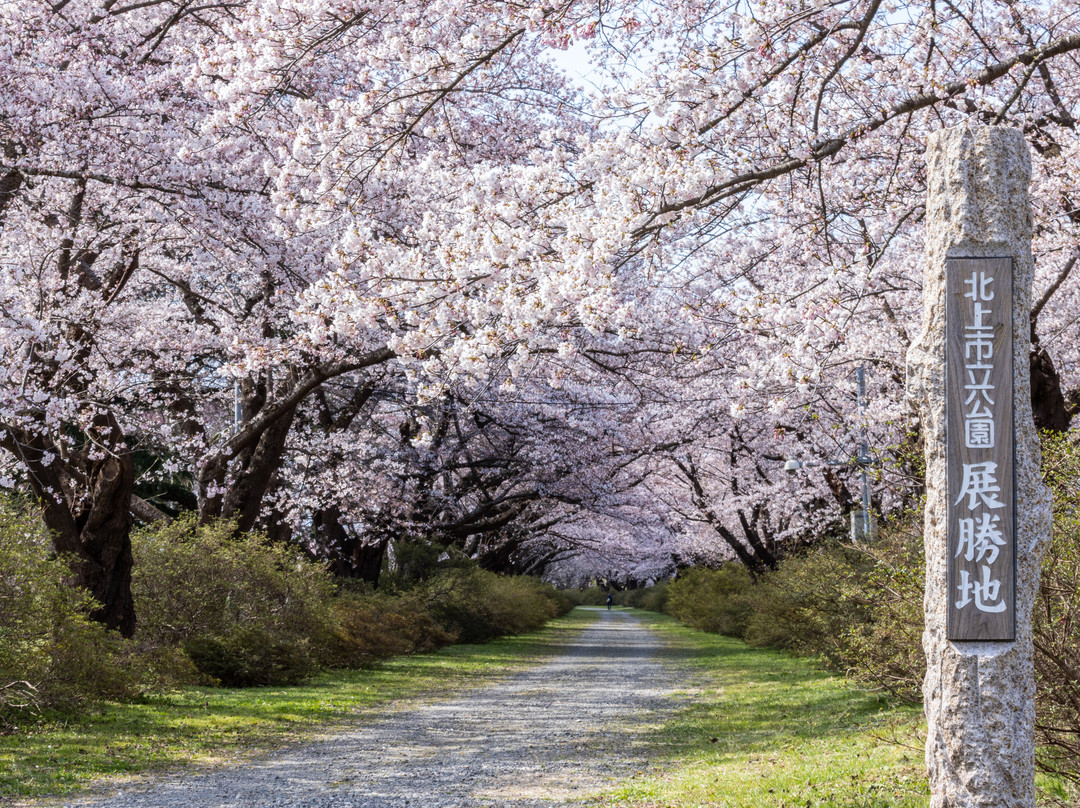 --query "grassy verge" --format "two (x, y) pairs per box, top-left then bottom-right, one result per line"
(601, 611), (1080, 808)
(596, 611), (929, 808)
(1, 609), (598, 804)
